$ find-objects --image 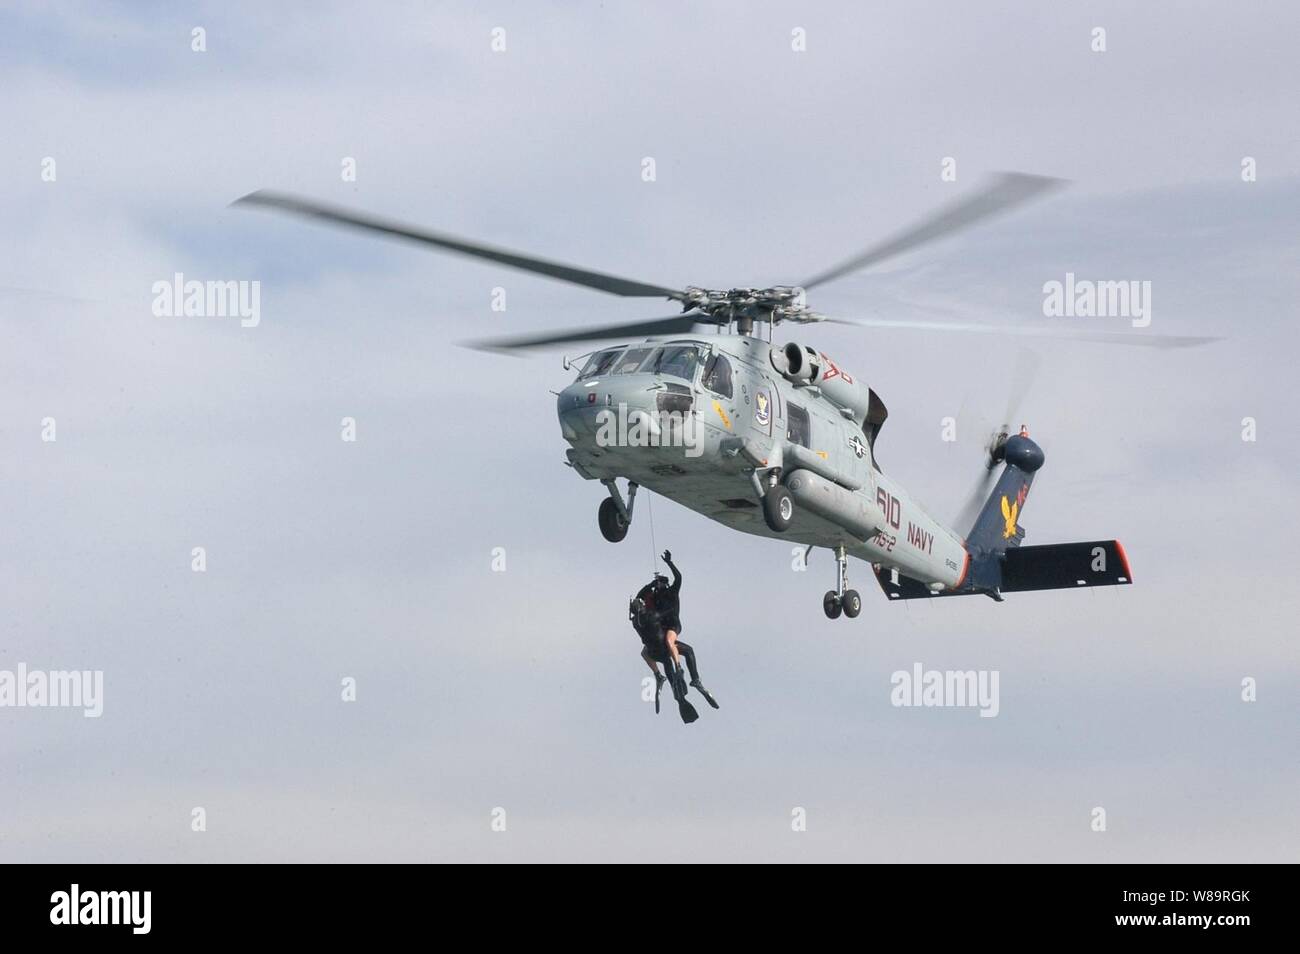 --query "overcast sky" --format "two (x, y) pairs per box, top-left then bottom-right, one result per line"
(2, 1), (1297, 862)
